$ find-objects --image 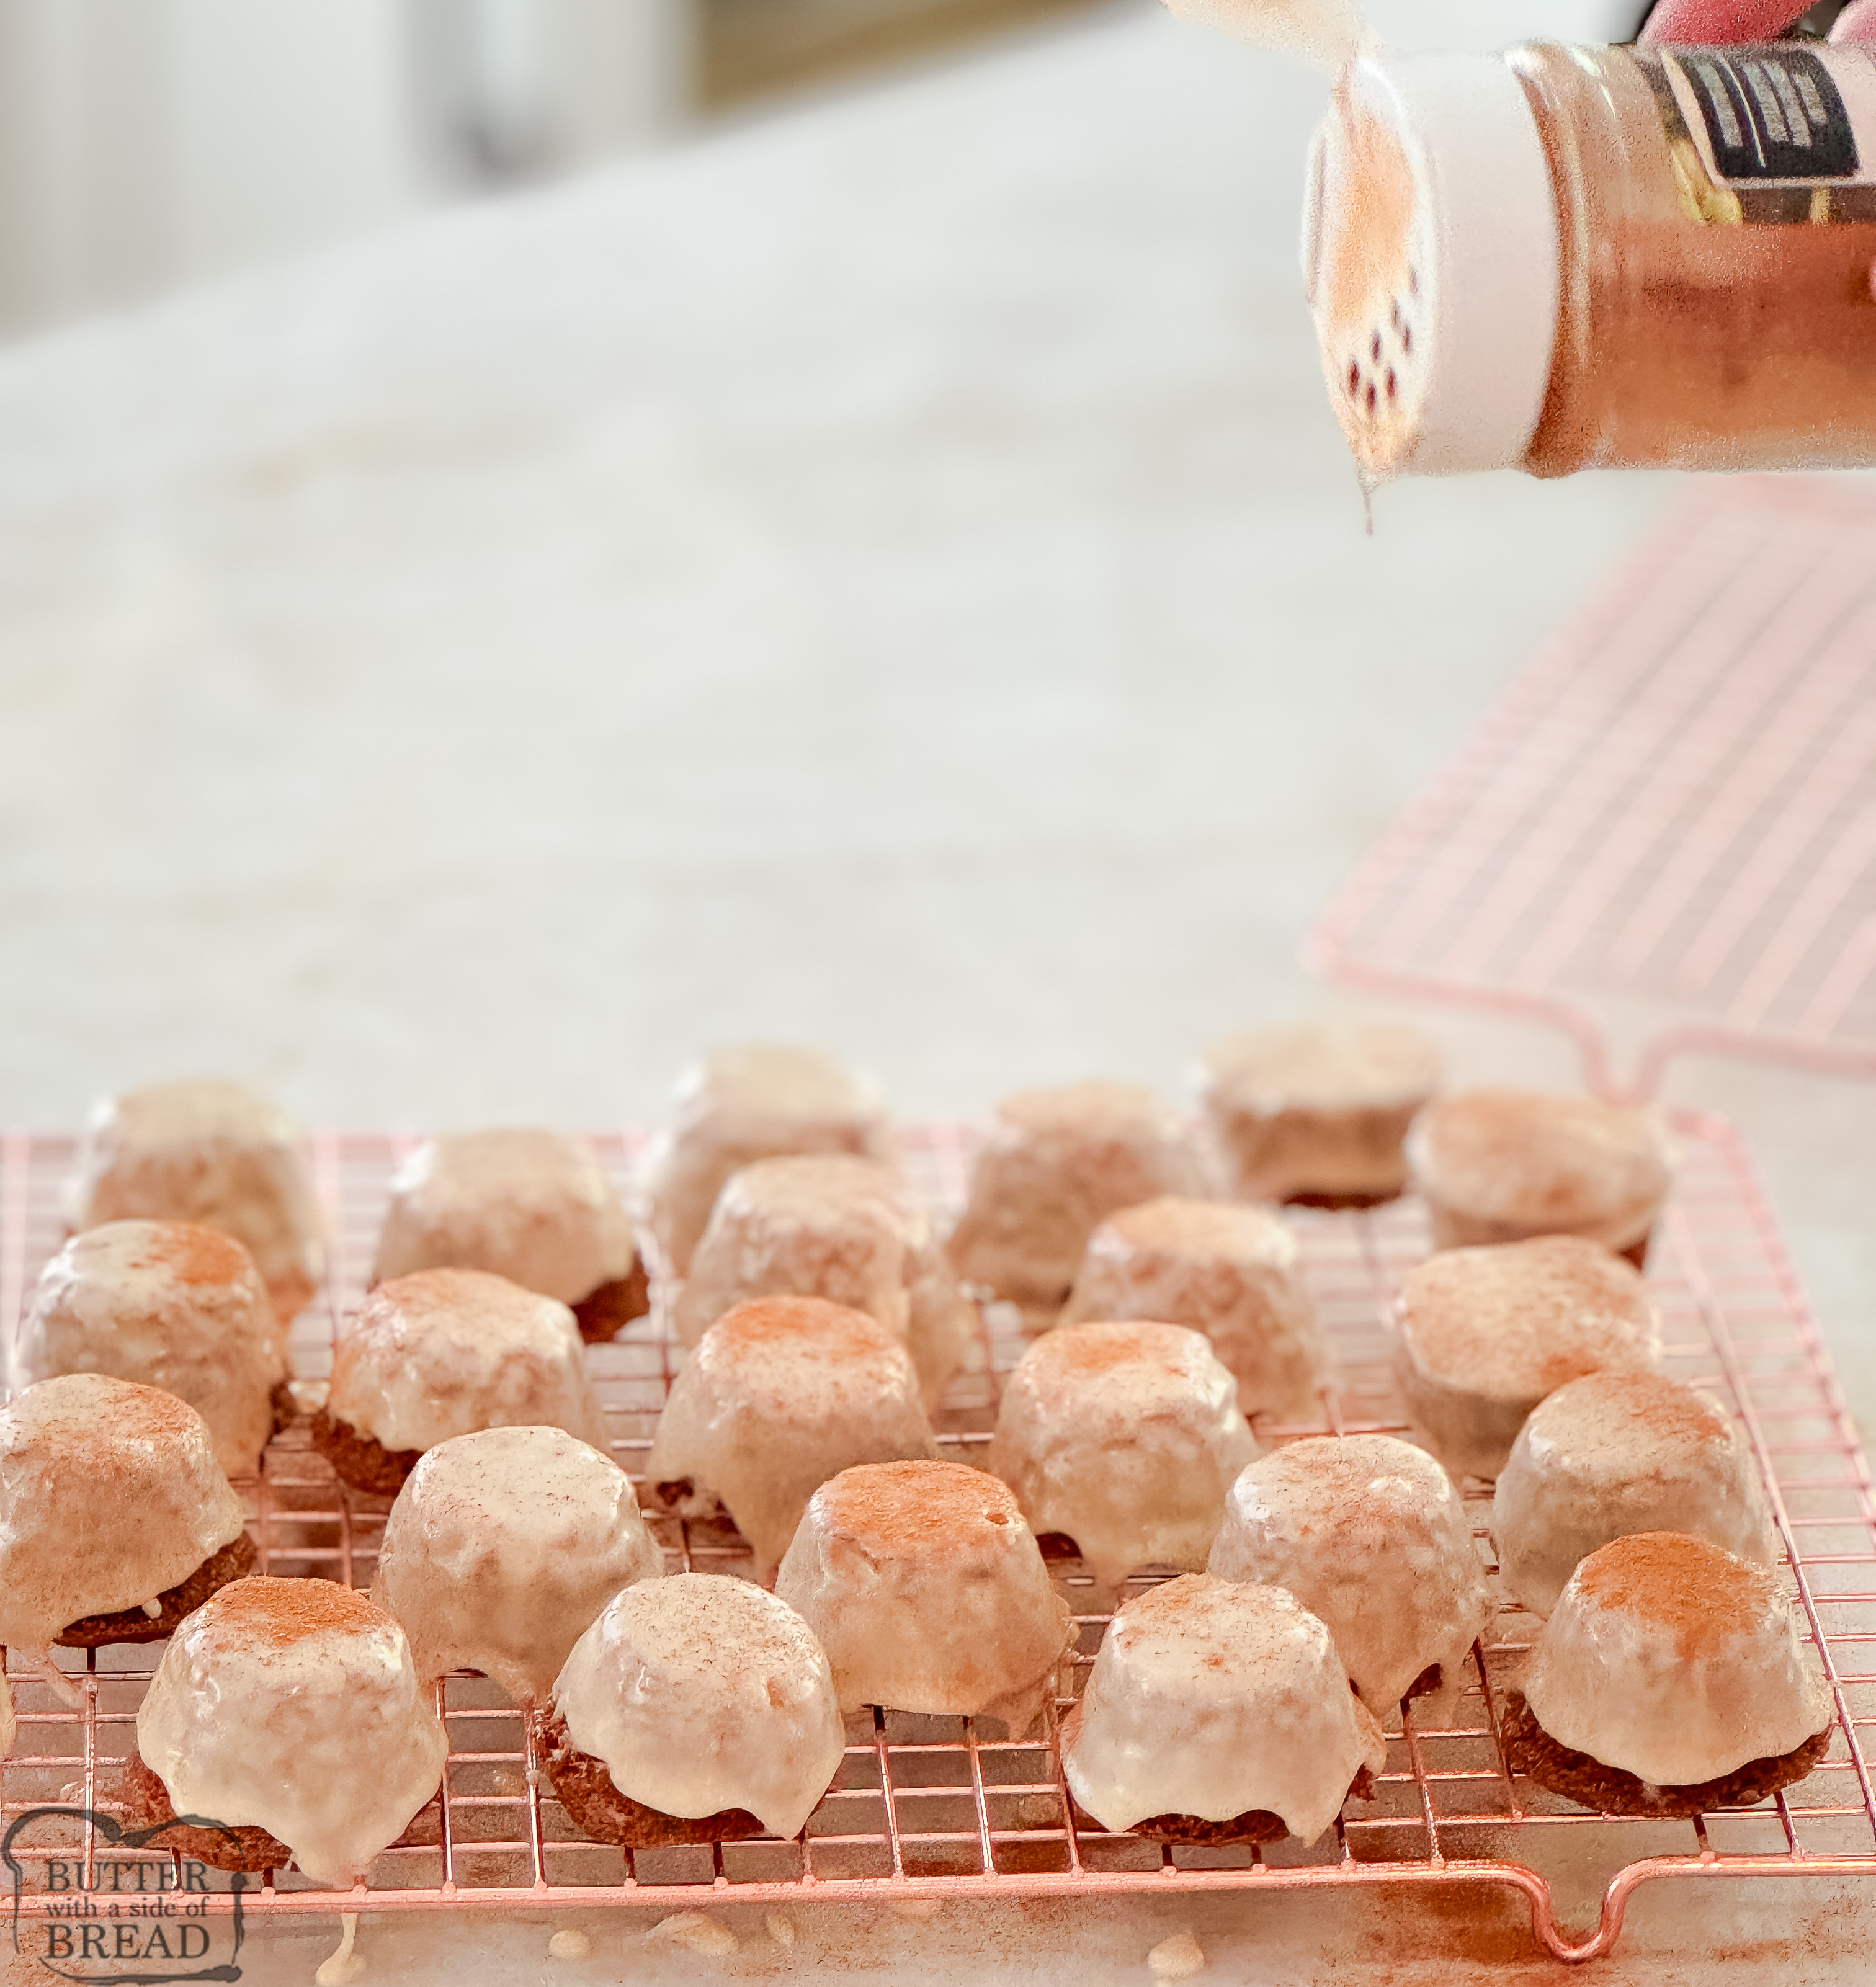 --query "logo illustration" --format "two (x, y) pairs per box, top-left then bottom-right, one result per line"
(4, 1808), (246, 1984)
